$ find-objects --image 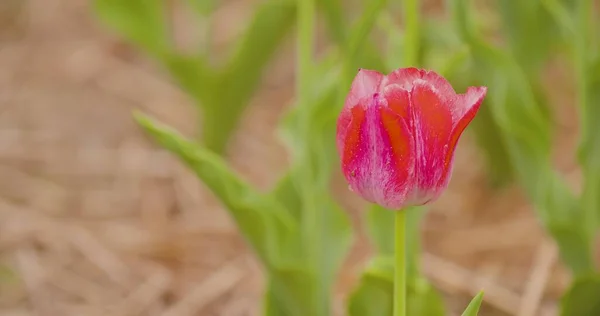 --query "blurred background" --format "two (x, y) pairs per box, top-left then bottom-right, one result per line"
(0, 0), (588, 315)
